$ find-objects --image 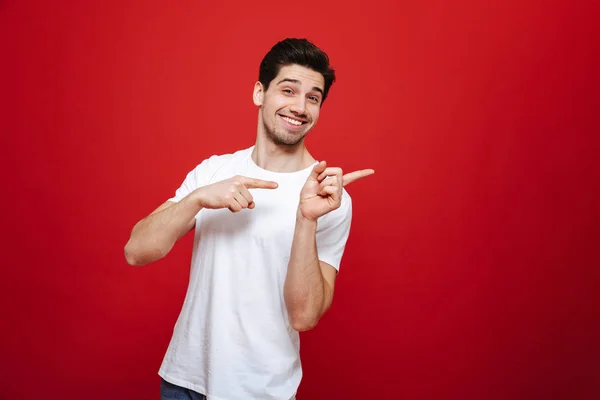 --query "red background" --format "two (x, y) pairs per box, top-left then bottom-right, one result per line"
(2, 1), (599, 399)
